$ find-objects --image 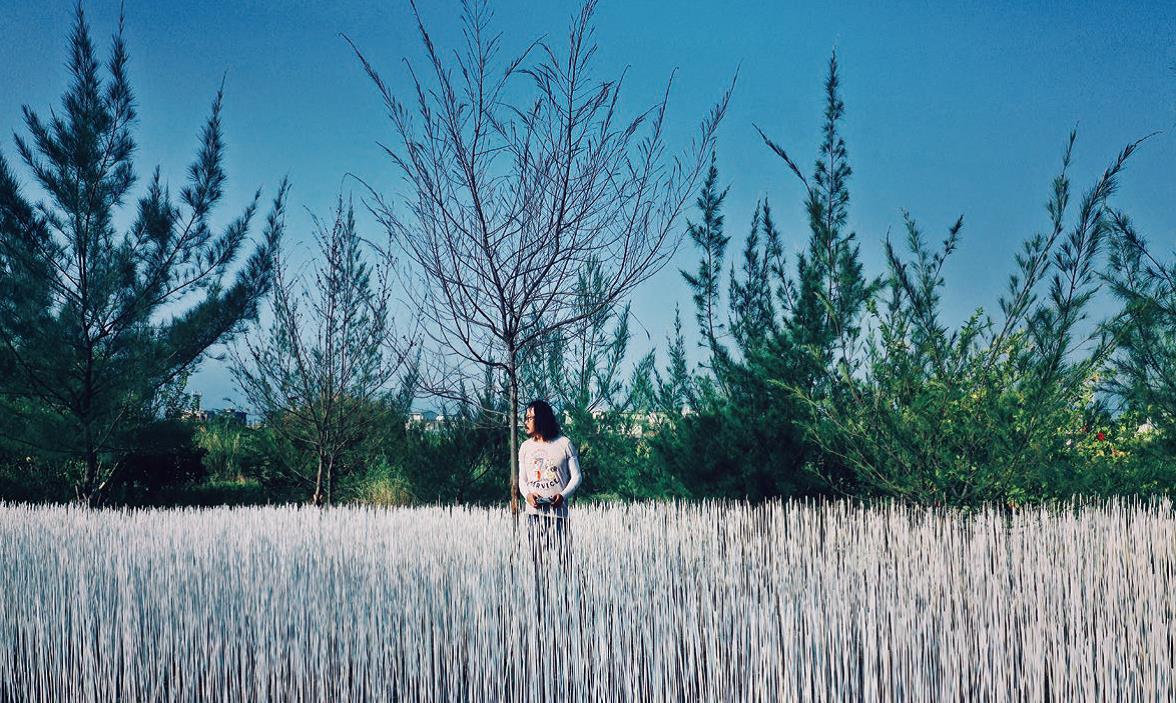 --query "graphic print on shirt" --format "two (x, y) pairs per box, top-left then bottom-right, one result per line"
(528, 448), (562, 493)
